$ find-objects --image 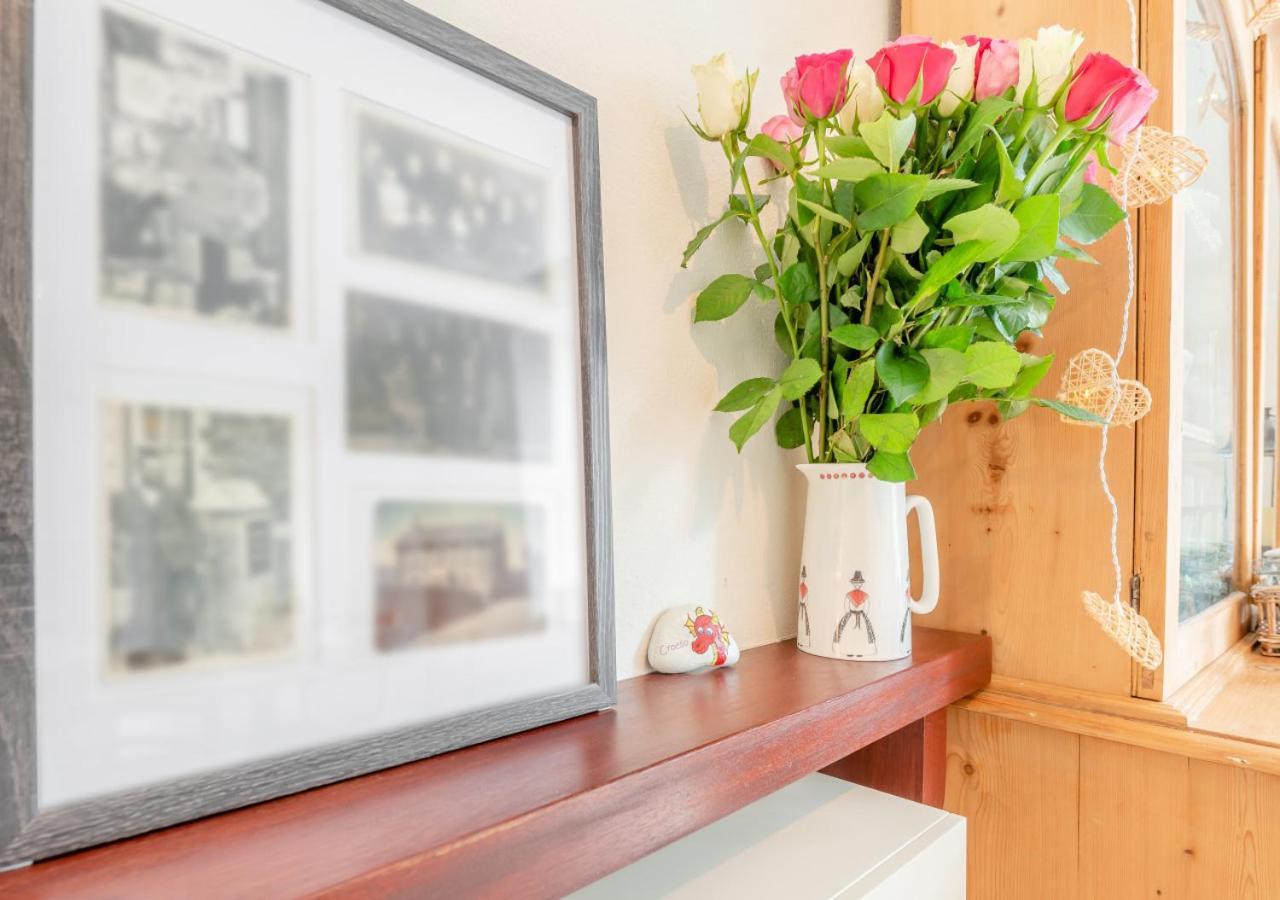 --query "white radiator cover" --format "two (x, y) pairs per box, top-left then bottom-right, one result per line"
(572, 773), (966, 899)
